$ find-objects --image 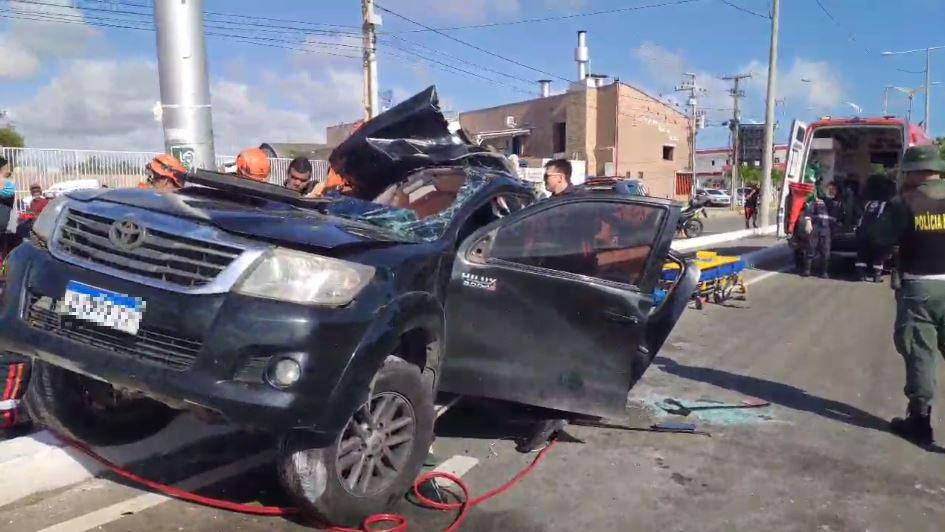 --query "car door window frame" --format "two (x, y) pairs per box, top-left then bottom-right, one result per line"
(464, 195), (673, 293)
